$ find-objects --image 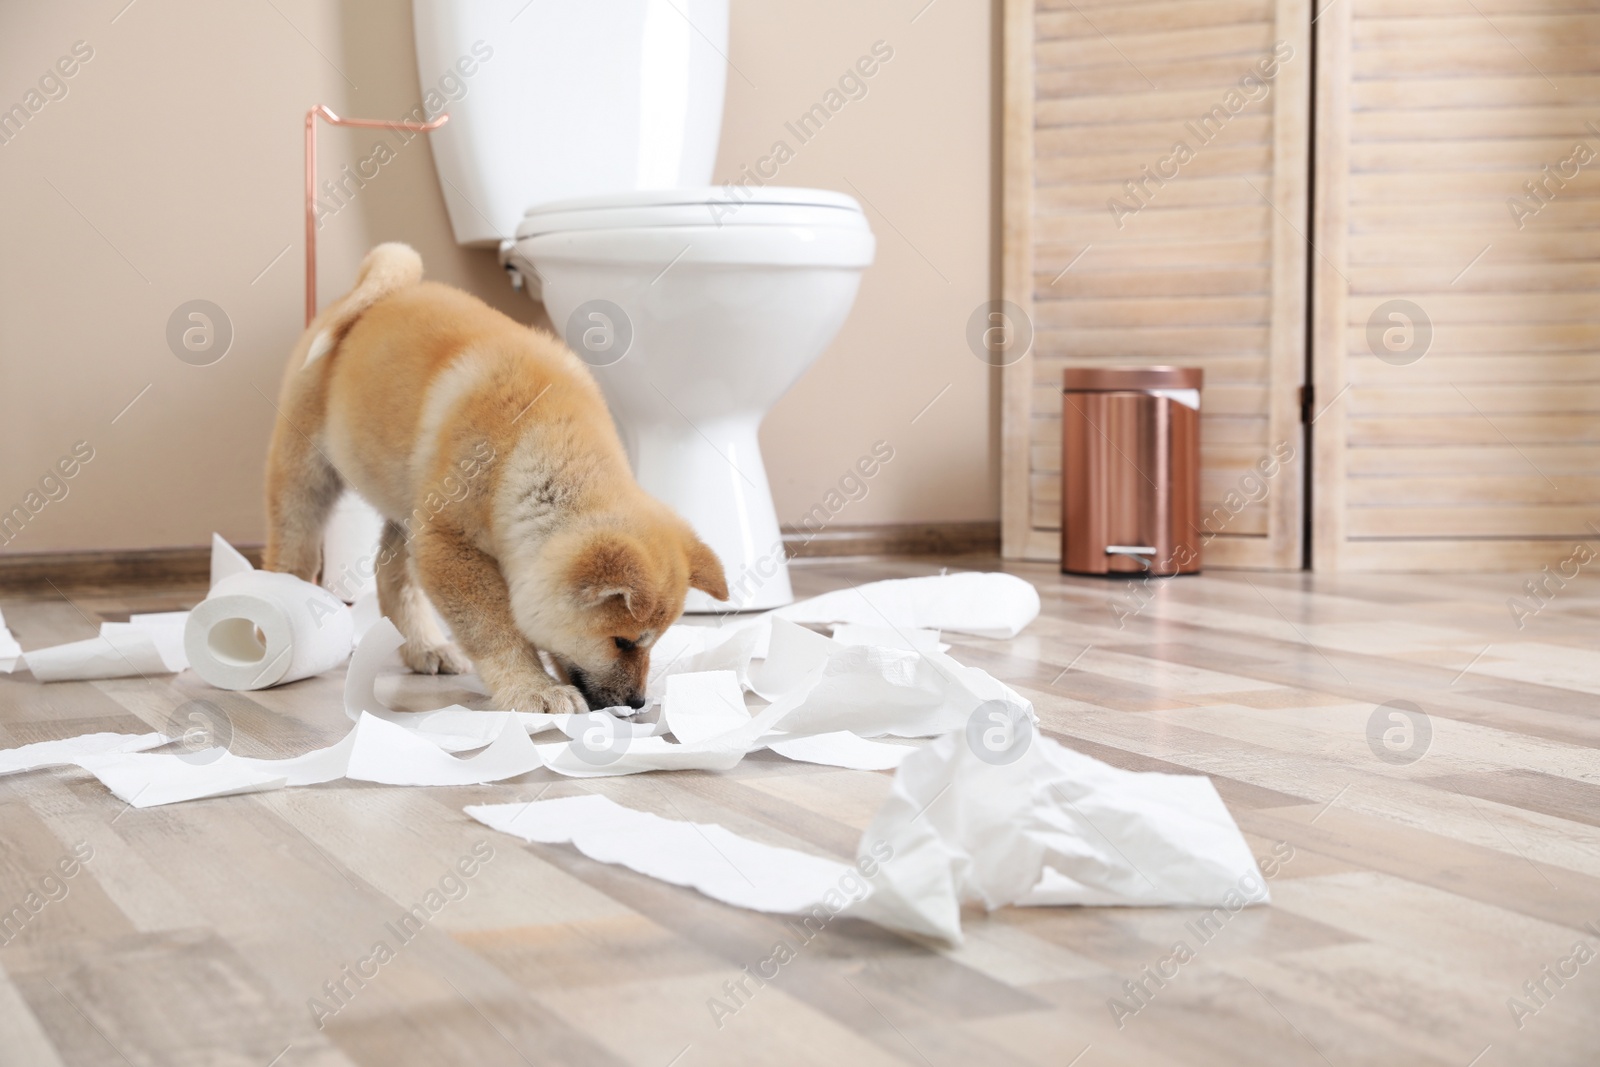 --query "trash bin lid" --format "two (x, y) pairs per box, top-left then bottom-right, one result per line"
(1062, 366), (1203, 391)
